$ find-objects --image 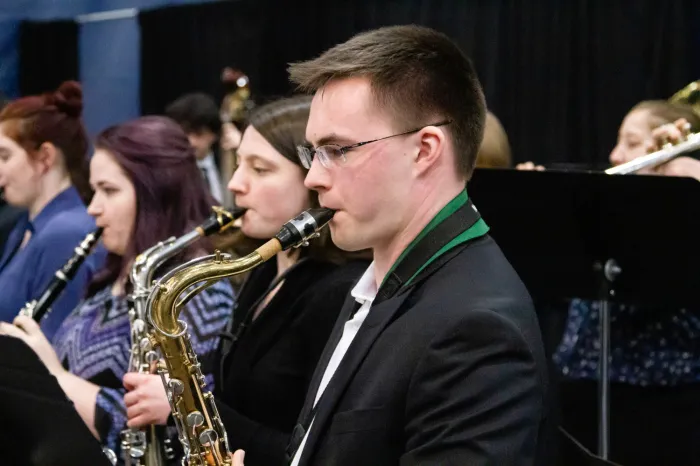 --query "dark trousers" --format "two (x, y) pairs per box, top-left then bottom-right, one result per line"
(560, 379), (700, 466)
